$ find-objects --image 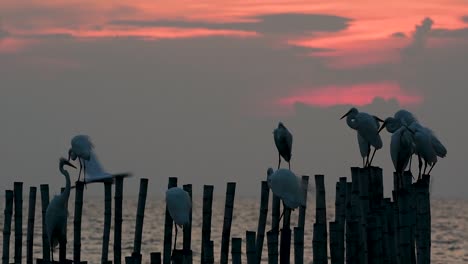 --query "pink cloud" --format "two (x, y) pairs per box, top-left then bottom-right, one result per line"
(278, 82), (423, 107)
